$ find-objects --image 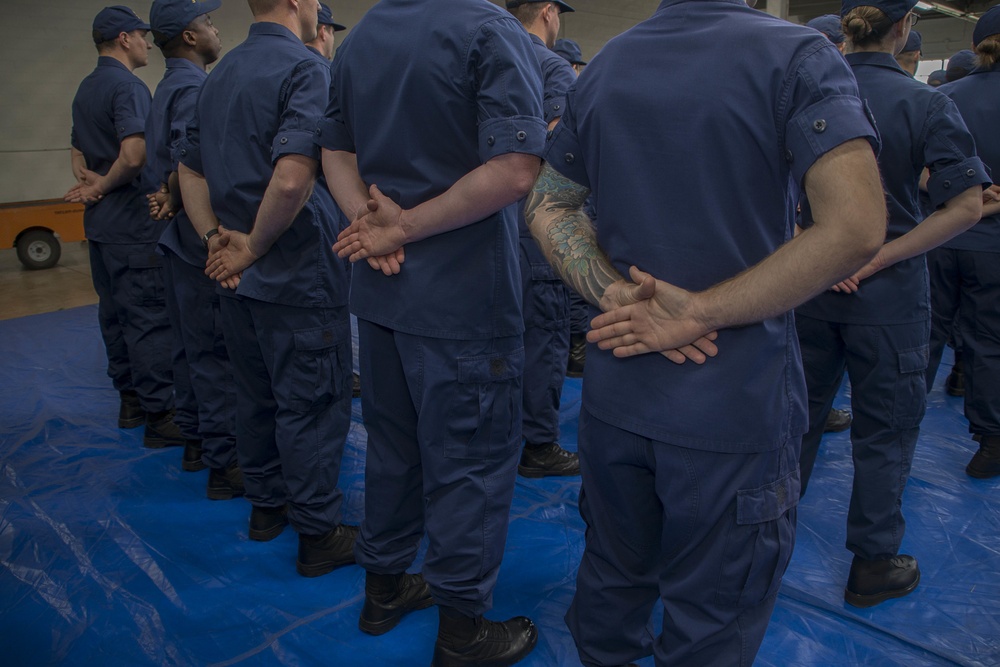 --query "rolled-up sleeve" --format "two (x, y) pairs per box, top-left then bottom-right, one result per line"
(168, 84), (200, 173)
(113, 81), (151, 140)
(468, 18), (547, 163)
(272, 60), (330, 164)
(782, 43), (880, 187)
(177, 93), (203, 175)
(923, 97), (991, 208)
(542, 57), (576, 124)
(542, 88), (590, 190)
